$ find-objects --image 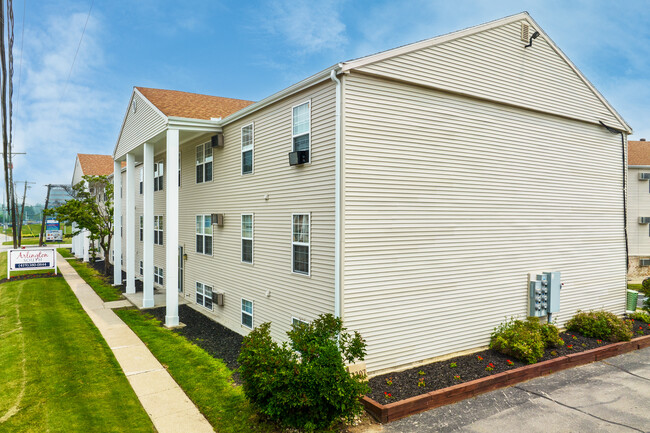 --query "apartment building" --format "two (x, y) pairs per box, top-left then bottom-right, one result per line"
(627, 139), (650, 279)
(111, 12), (631, 374)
